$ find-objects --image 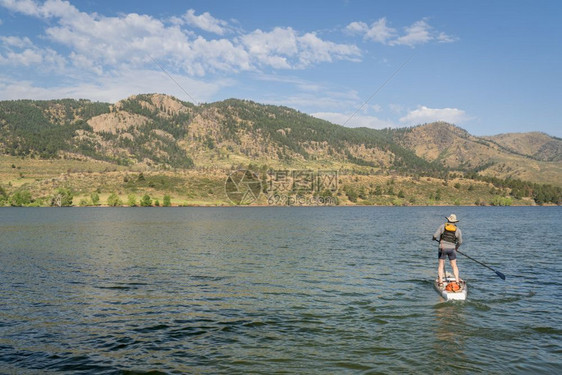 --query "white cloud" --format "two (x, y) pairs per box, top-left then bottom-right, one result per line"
(182, 9), (230, 35)
(40, 0), (78, 18)
(0, 0), (78, 18)
(36, 7), (257, 76)
(241, 27), (298, 69)
(4, 48), (42, 65)
(345, 21), (367, 34)
(346, 18), (396, 44)
(390, 20), (432, 46)
(44, 11), (188, 70)
(0, 0), (41, 16)
(69, 51), (103, 75)
(1, 1), (361, 77)
(189, 36), (252, 74)
(437, 32), (457, 43)
(399, 105), (469, 125)
(0, 35), (34, 48)
(0, 1), (458, 112)
(241, 27), (360, 69)
(0, 35), (65, 70)
(312, 111), (395, 129)
(0, 69), (230, 103)
(346, 17), (455, 47)
(297, 32), (361, 67)
(392, 19), (456, 47)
